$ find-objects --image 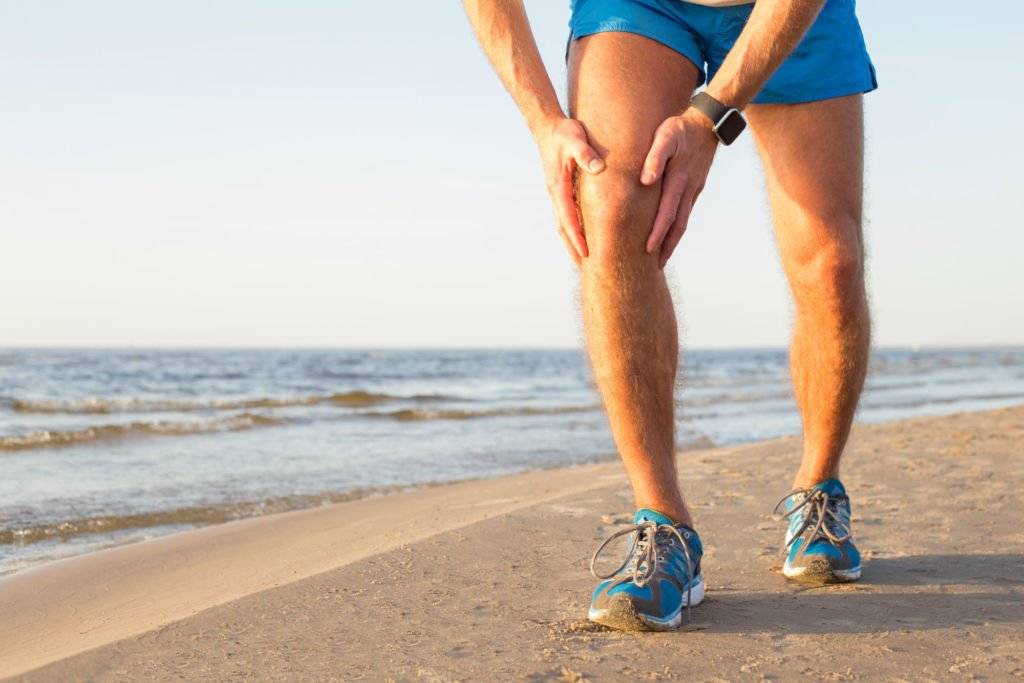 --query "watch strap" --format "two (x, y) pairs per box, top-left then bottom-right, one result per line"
(690, 91), (730, 126)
